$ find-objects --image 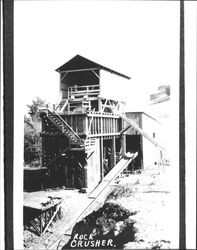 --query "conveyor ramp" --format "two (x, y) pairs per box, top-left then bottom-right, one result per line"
(48, 153), (138, 249)
(117, 112), (165, 152)
(88, 152), (138, 199)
